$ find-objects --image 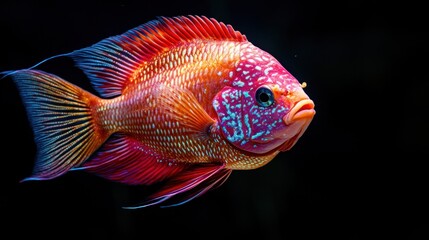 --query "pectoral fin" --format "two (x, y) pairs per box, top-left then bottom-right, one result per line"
(156, 84), (215, 138)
